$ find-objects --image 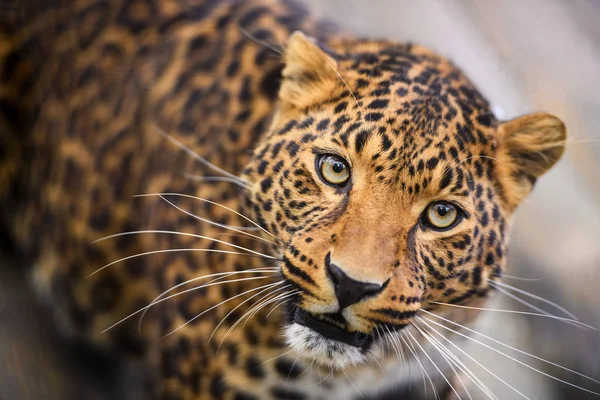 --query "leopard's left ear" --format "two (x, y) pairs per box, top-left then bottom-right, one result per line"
(279, 31), (340, 110)
(496, 112), (566, 208)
